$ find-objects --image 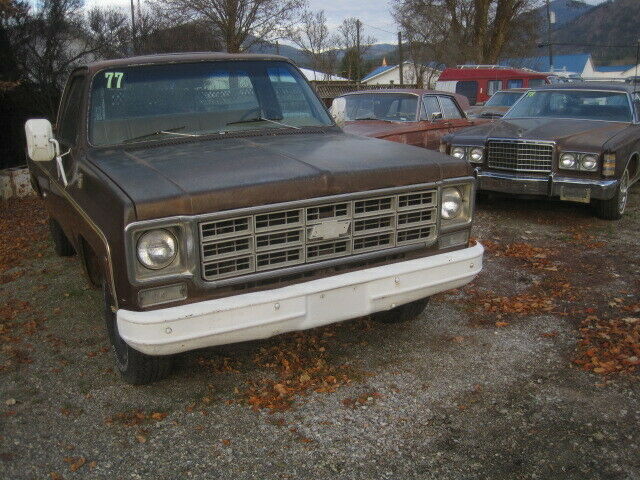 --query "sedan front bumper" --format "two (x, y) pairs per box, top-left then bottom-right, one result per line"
(476, 169), (619, 201)
(117, 243), (484, 356)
